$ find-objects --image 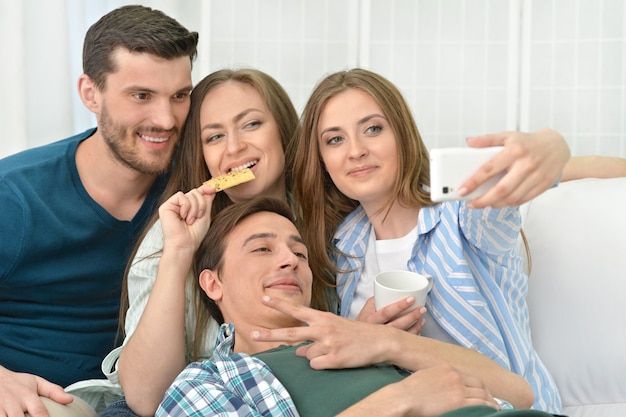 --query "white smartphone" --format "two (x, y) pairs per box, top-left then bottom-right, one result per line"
(429, 146), (505, 202)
